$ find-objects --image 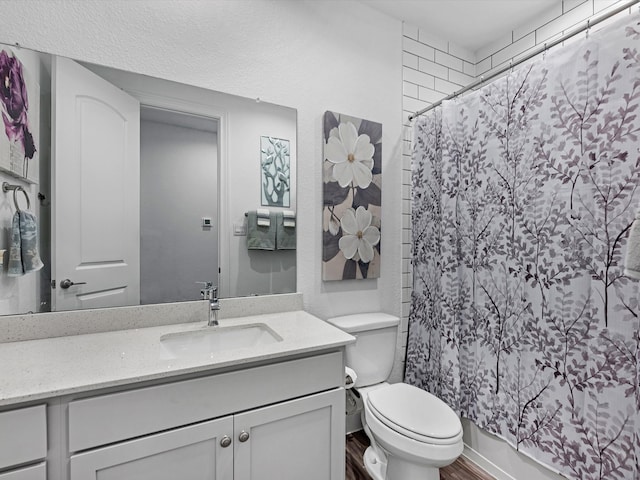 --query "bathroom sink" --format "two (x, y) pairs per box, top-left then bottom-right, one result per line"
(160, 323), (283, 358)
